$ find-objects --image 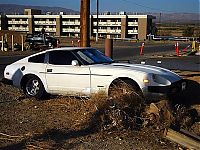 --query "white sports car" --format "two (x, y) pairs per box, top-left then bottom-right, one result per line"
(2, 47), (187, 100)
